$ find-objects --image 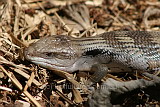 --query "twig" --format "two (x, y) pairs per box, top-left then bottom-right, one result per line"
(0, 86), (12, 92)
(79, 23), (97, 37)
(0, 65), (41, 107)
(23, 71), (35, 91)
(54, 12), (71, 32)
